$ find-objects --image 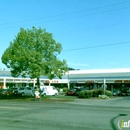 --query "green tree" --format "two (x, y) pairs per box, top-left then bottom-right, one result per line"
(1, 27), (68, 88)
